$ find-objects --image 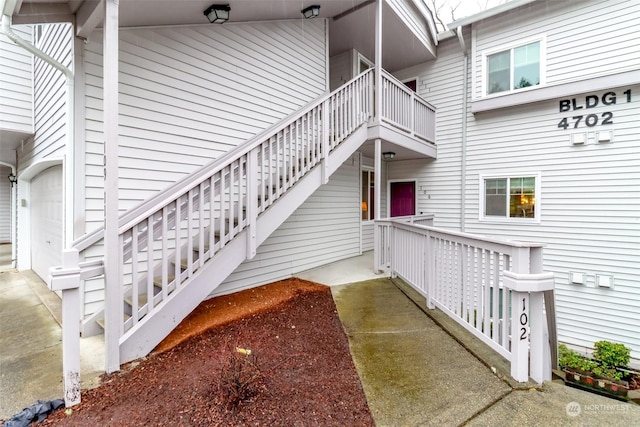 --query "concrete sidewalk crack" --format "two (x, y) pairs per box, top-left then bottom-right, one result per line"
(459, 388), (513, 426)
